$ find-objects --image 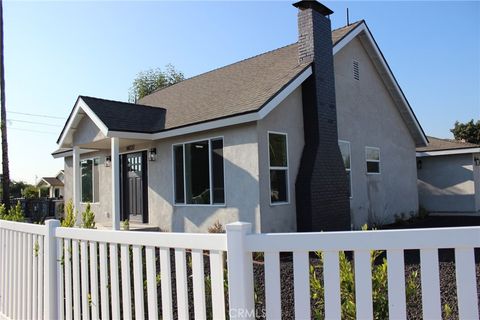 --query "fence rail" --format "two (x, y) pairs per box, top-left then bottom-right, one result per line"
(0, 219), (478, 319)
